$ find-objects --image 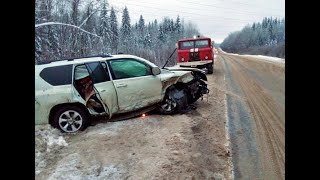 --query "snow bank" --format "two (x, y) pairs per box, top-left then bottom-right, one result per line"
(35, 125), (68, 175)
(219, 48), (285, 64)
(243, 54), (285, 63)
